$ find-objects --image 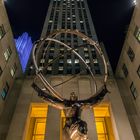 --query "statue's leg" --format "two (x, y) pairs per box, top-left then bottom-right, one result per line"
(62, 128), (71, 140)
